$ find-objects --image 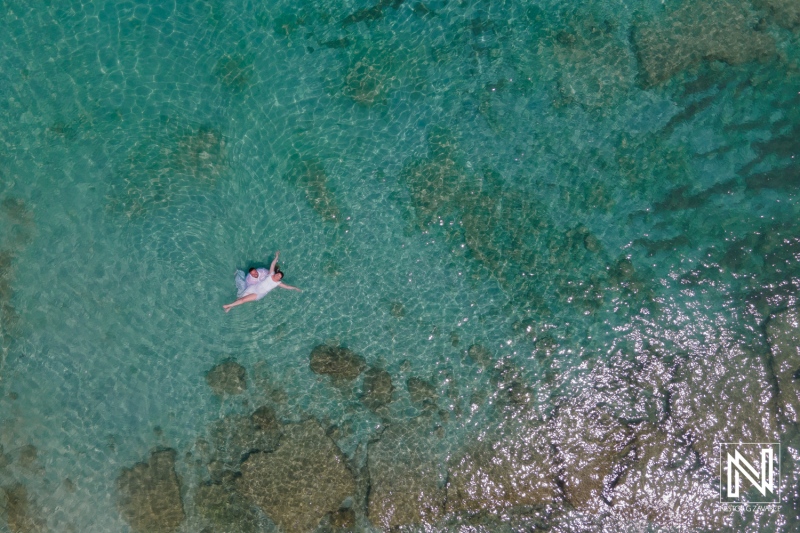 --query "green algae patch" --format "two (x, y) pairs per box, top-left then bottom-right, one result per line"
(116, 449), (185, 533)
(238, 420), (355, 533)
(616, 133), (693, 203)
(109, 119), (227, 218)
(399, 127), (617, 318)
(337, 38), (428, 107)
(552, 16), (634, 109)
(633, 0), (775, 86)
(213, 52), (255, 92)
(285, 155), (343, 224)
(0, 197), (34, 375)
